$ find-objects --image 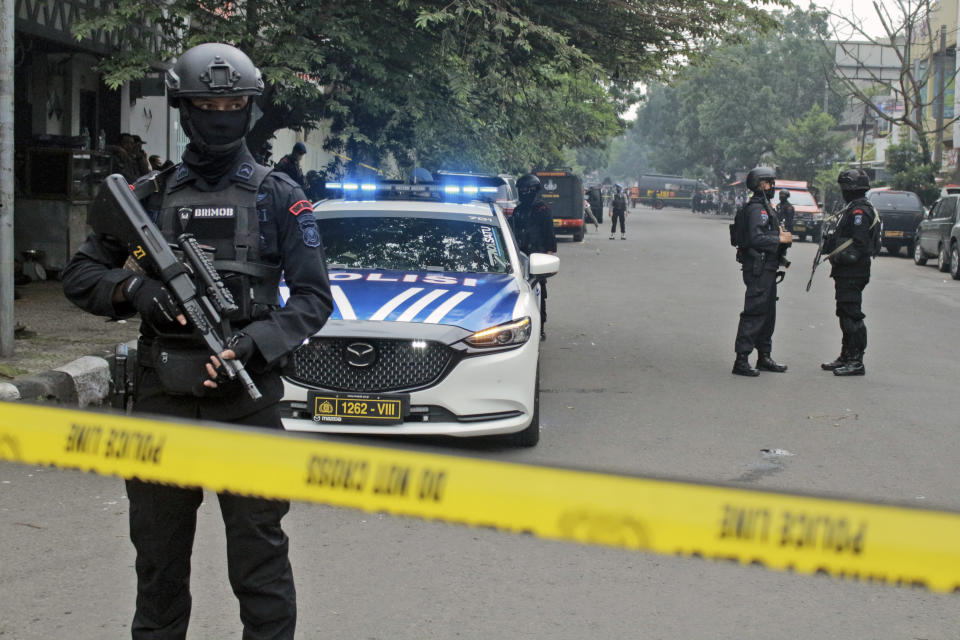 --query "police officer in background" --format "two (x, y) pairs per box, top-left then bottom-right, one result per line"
(509, 173), (557, 340)
(61, 43), (333, 639)
(732, 166), (793, 376)
(820, 168), (877, 376)
(777, 189), (795, 233)
(609, 183), (628, 239)
(275, 141), (307, 188)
